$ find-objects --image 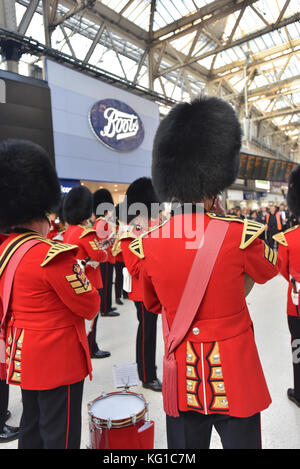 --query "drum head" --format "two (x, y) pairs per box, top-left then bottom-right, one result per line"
(90, 392), (145, 422)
